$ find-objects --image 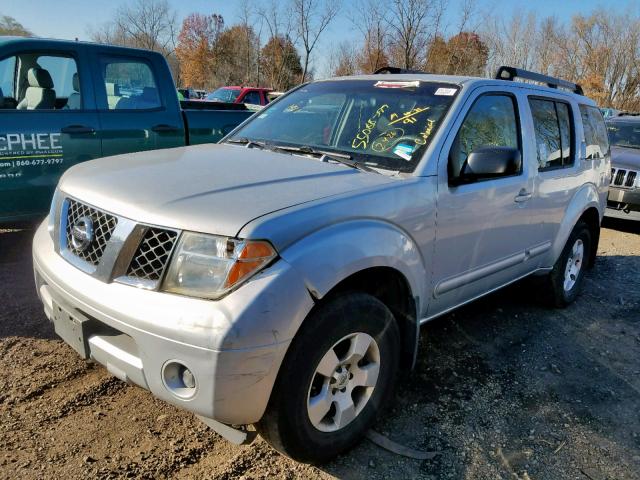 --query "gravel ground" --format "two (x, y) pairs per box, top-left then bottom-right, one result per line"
(0, 218), (638, 480)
